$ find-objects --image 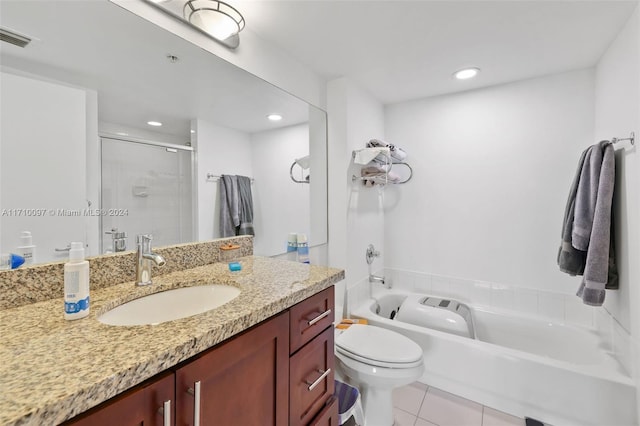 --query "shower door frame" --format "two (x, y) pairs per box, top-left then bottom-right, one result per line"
(98, 133), (197, 253)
